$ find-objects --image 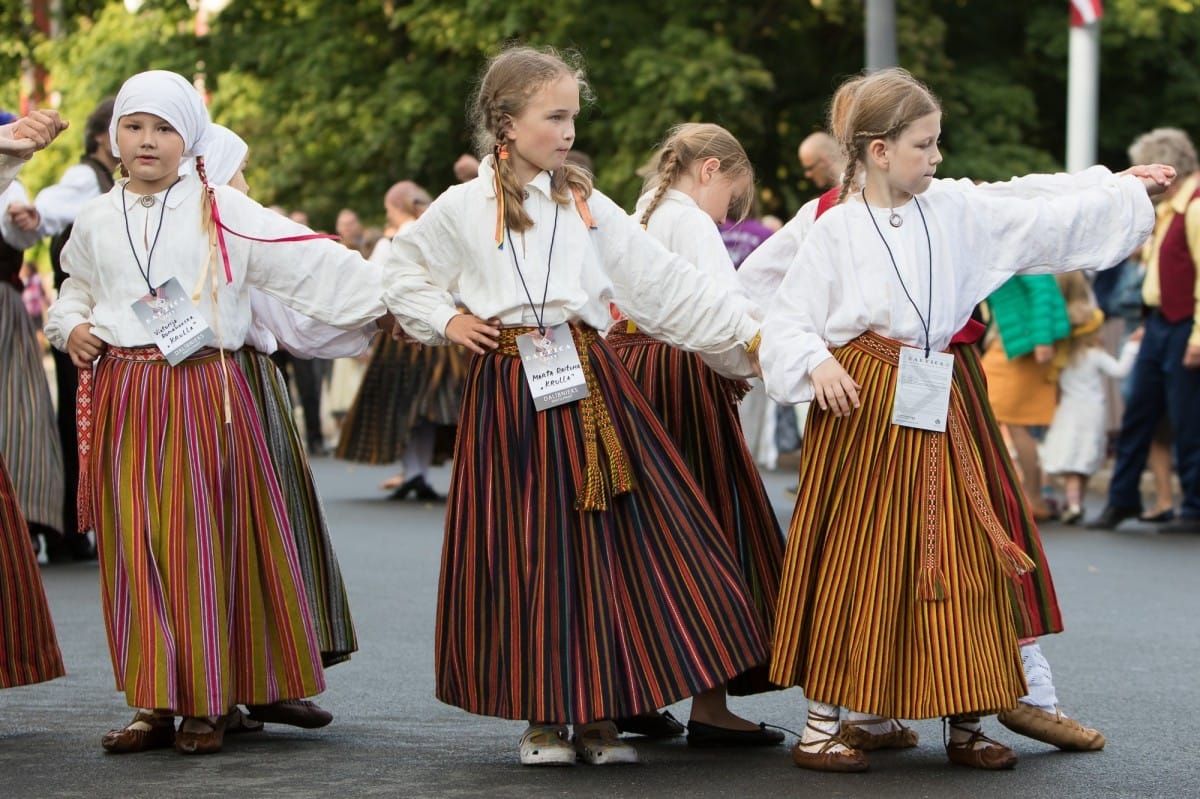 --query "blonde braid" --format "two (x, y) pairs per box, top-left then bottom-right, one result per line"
(838, 146), (860, 205)
(639, 148), (683, 228)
